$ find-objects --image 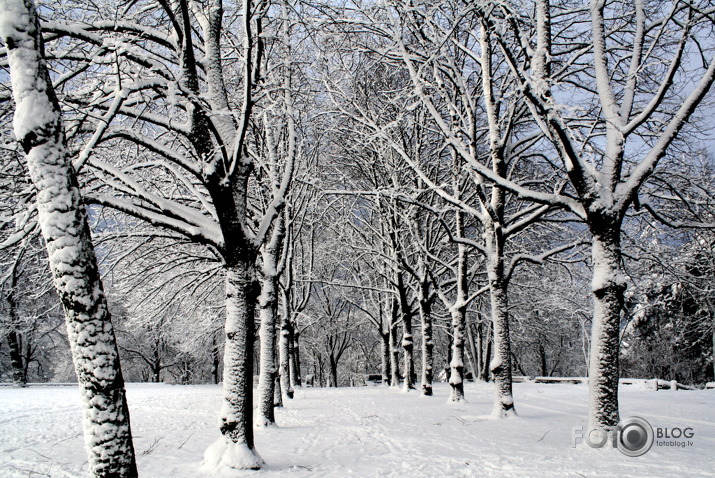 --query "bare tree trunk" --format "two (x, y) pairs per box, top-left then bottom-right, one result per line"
(475, 322), (484, 381)
(257, 209), (286, 425)
(212, 333), (221, 385)
(449, 304), (466, 402)
(399, 281), (415, 392)
(401, 327), (415, 390)
(152, 335), (162, 383)
(1, 3), (137, 475)
(257, 210), (286, 428)
(587, 225), (625, 431)
(381, 330), (391, 386)
(6, 286), (26, 387)
(313, 349), (323, 387)
(487, 228), (516, 417)
(466, 321), (479, 384)
(482, 324), (492, 382)
(256, 271), (278, 427)
(7, 330), (26, 387)
(389, 304), (401, 388)
(206, 263), (263, 469)
(290, 329), (302, 388)
(448, 218), (468, 403)
(328, 356), (338, 387)
(273, 374), (283, 408)
(418, 275), (434, 396)
(279, 316), (294, 399)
